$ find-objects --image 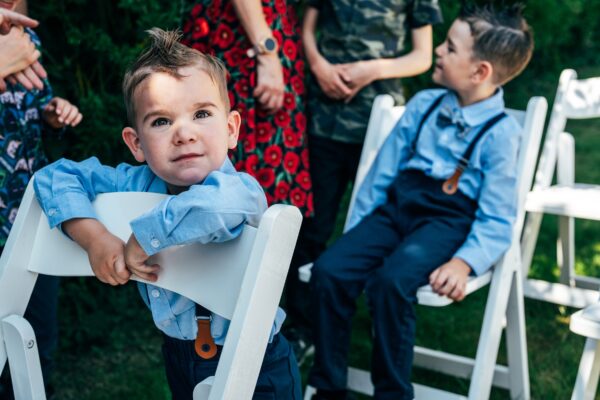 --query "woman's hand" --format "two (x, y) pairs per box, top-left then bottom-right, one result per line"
(0, 8), (38, 34)
(254, 53), (285, 113)
(0, 27), (45, 91)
